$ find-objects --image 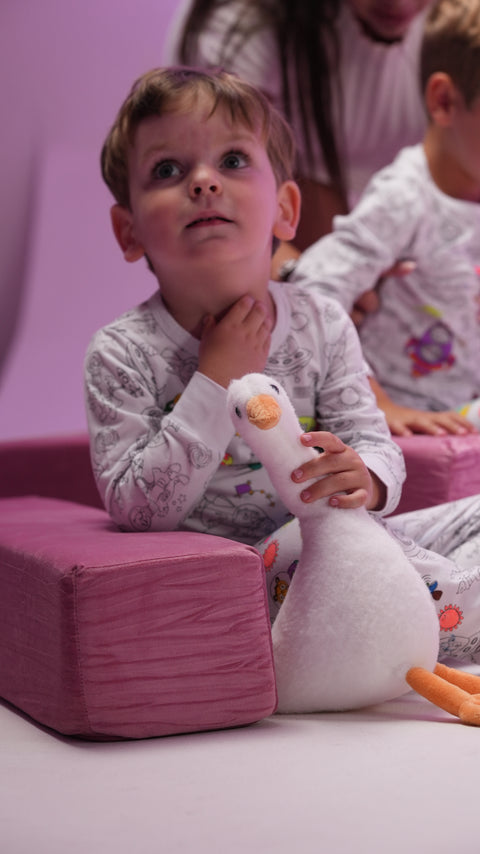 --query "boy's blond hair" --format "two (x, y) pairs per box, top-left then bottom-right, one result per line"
(101, 66), (296, 209)
(421, 0), (480, 106)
